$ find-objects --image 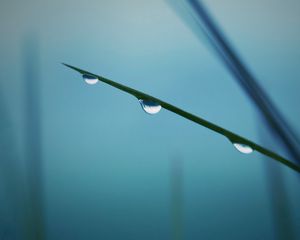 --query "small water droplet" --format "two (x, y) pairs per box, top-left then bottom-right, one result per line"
(233, 143), (253, 154)
(83, 74), (98, 85)
(139, 99), (161, 115)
